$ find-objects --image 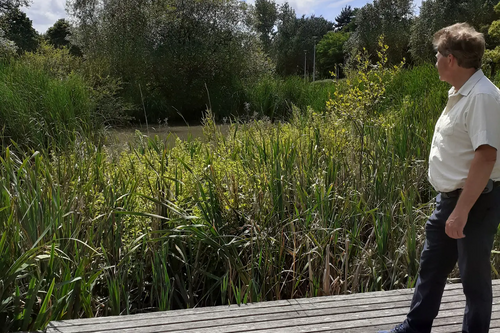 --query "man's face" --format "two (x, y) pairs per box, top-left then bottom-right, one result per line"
(436, 51), (452, 83)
